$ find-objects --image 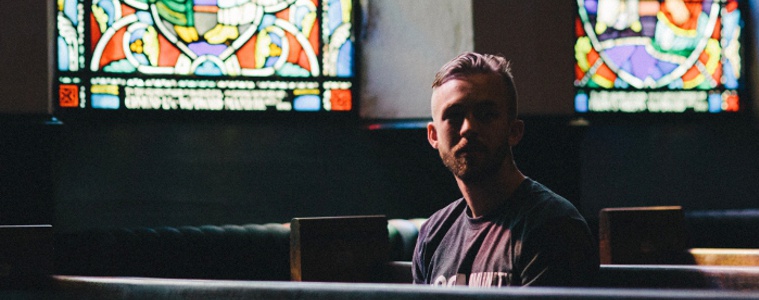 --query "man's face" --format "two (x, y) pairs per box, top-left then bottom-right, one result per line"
(427, 72), (523, 182)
